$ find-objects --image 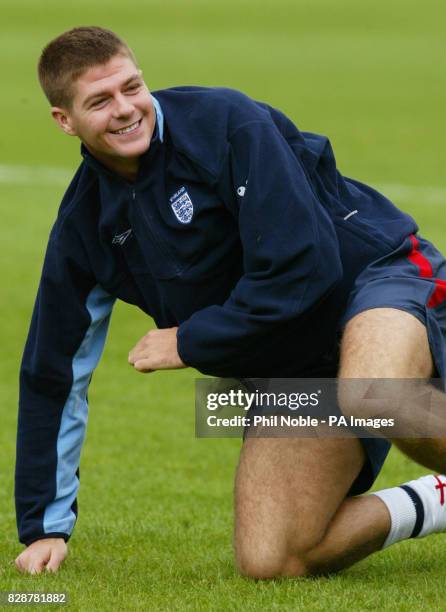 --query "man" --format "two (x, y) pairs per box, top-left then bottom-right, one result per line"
(15, 26), (446, 576)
